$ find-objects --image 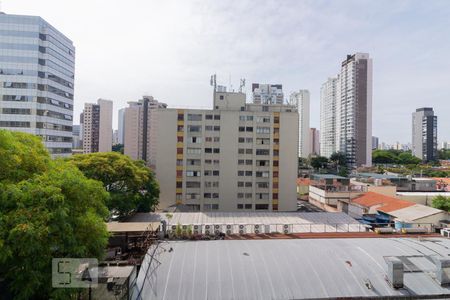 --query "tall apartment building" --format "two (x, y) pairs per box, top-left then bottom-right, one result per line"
(0, 13), (75, 156)
(252, 83), (284, 104)
(118, 107), (125, 144)
(310, 128), (320, 156)
(72, 124), (82, 149)
(338, 53), (372, 167)
(320, 77), (339, 158)
(149, 89), (298, 211)
(289, 90), (310, 158)
(123, 96), (167, 161)
(82, 99), (113, 153)
(372, 136), (379, 150)
(412, 107), (437, 162)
